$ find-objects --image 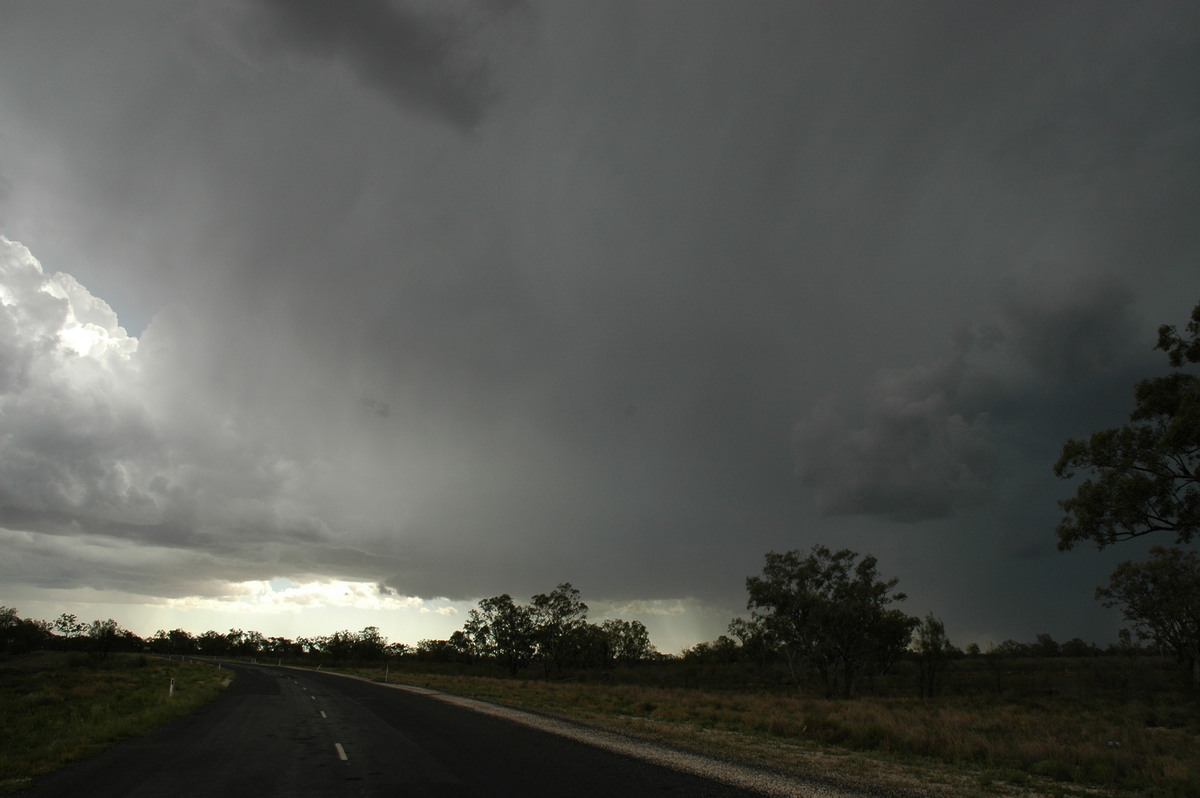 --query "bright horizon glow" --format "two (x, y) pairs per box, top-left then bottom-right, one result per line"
(4, 579), (735, 655)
